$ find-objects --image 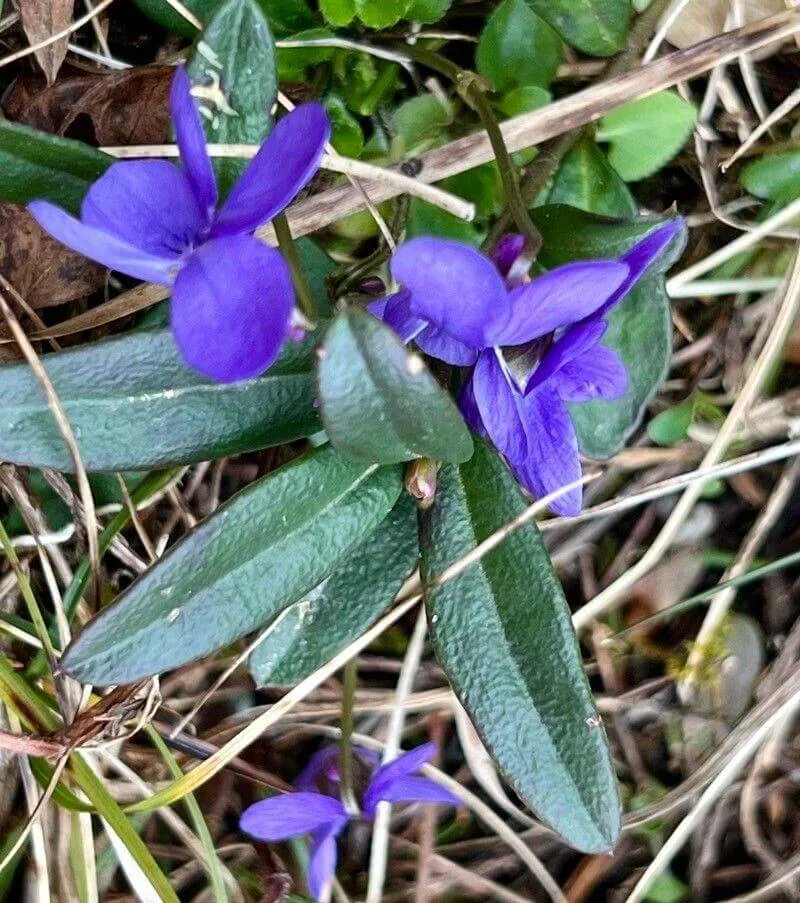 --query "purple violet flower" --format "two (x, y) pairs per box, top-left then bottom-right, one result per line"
(372, 221), (682, 516)
(240, 743), (458, 900)
(28, 67), (330, 382)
